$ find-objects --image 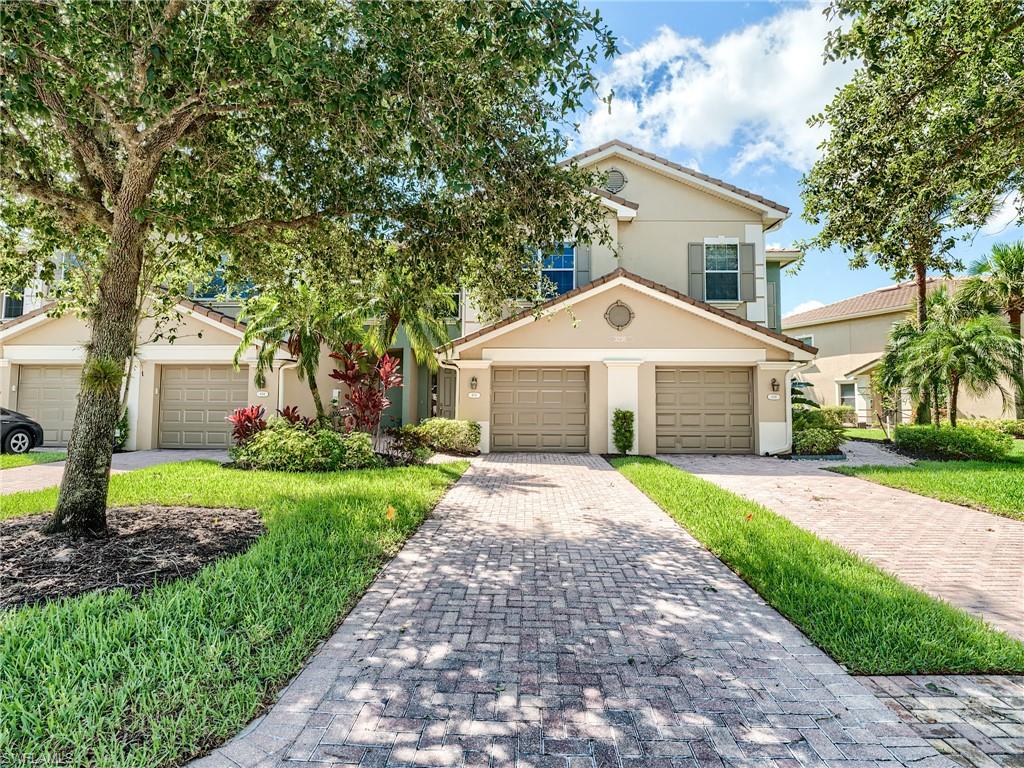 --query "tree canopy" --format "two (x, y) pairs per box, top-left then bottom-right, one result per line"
(0, 0), (616, 534)
(801, 0), (1024, 291)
